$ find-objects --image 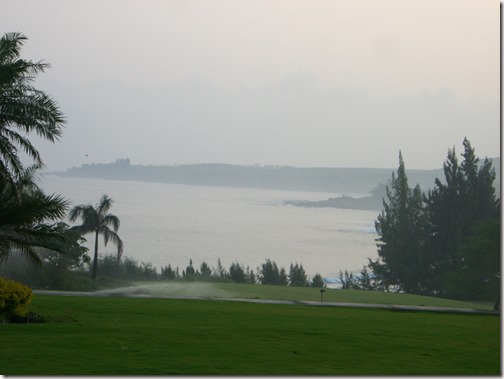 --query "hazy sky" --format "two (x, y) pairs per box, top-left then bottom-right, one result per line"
(2, 0), (500, 170)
